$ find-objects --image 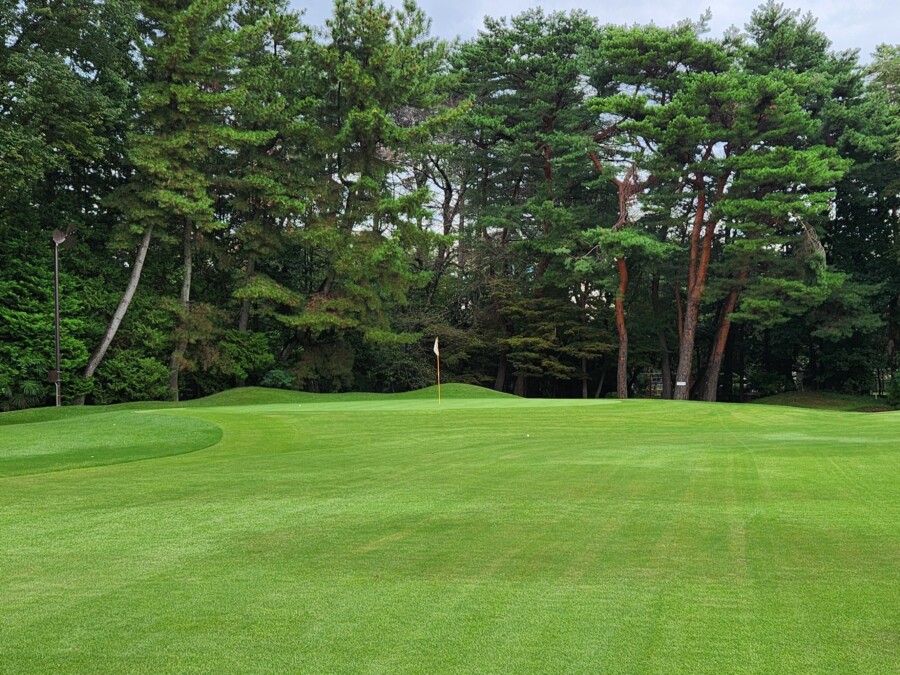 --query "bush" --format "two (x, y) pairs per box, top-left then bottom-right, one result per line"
(260, 369), (295, 390)
(93, 351), (169, 404)
(1, 379), (46, 411)
(220, 330), (275, 381)
(353, 340), (433, 393)
(886, 376), (900, 409)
